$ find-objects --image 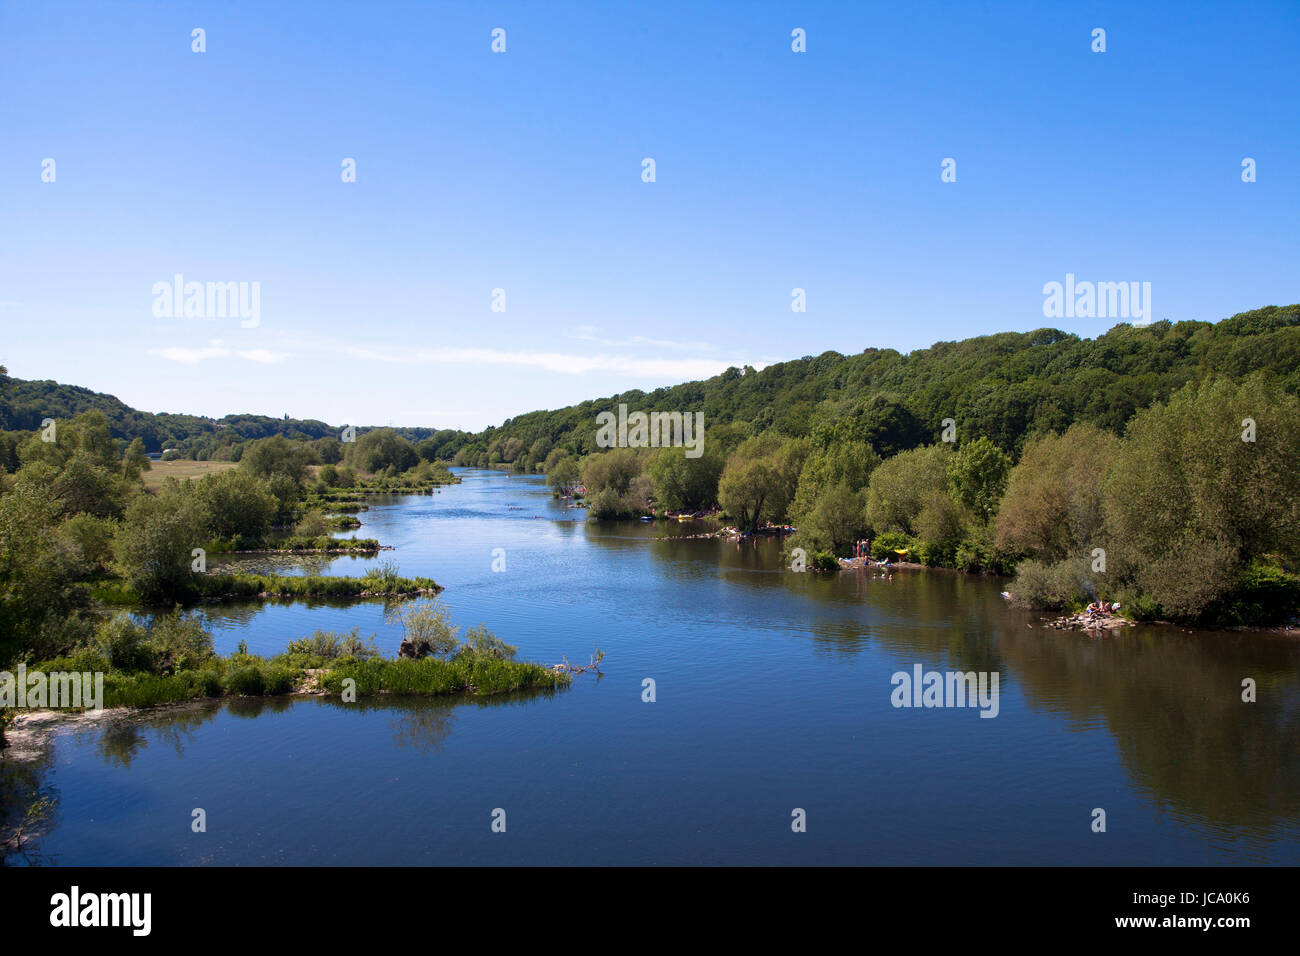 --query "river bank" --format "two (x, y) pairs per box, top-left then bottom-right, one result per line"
(4, 469), (1299, 866)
